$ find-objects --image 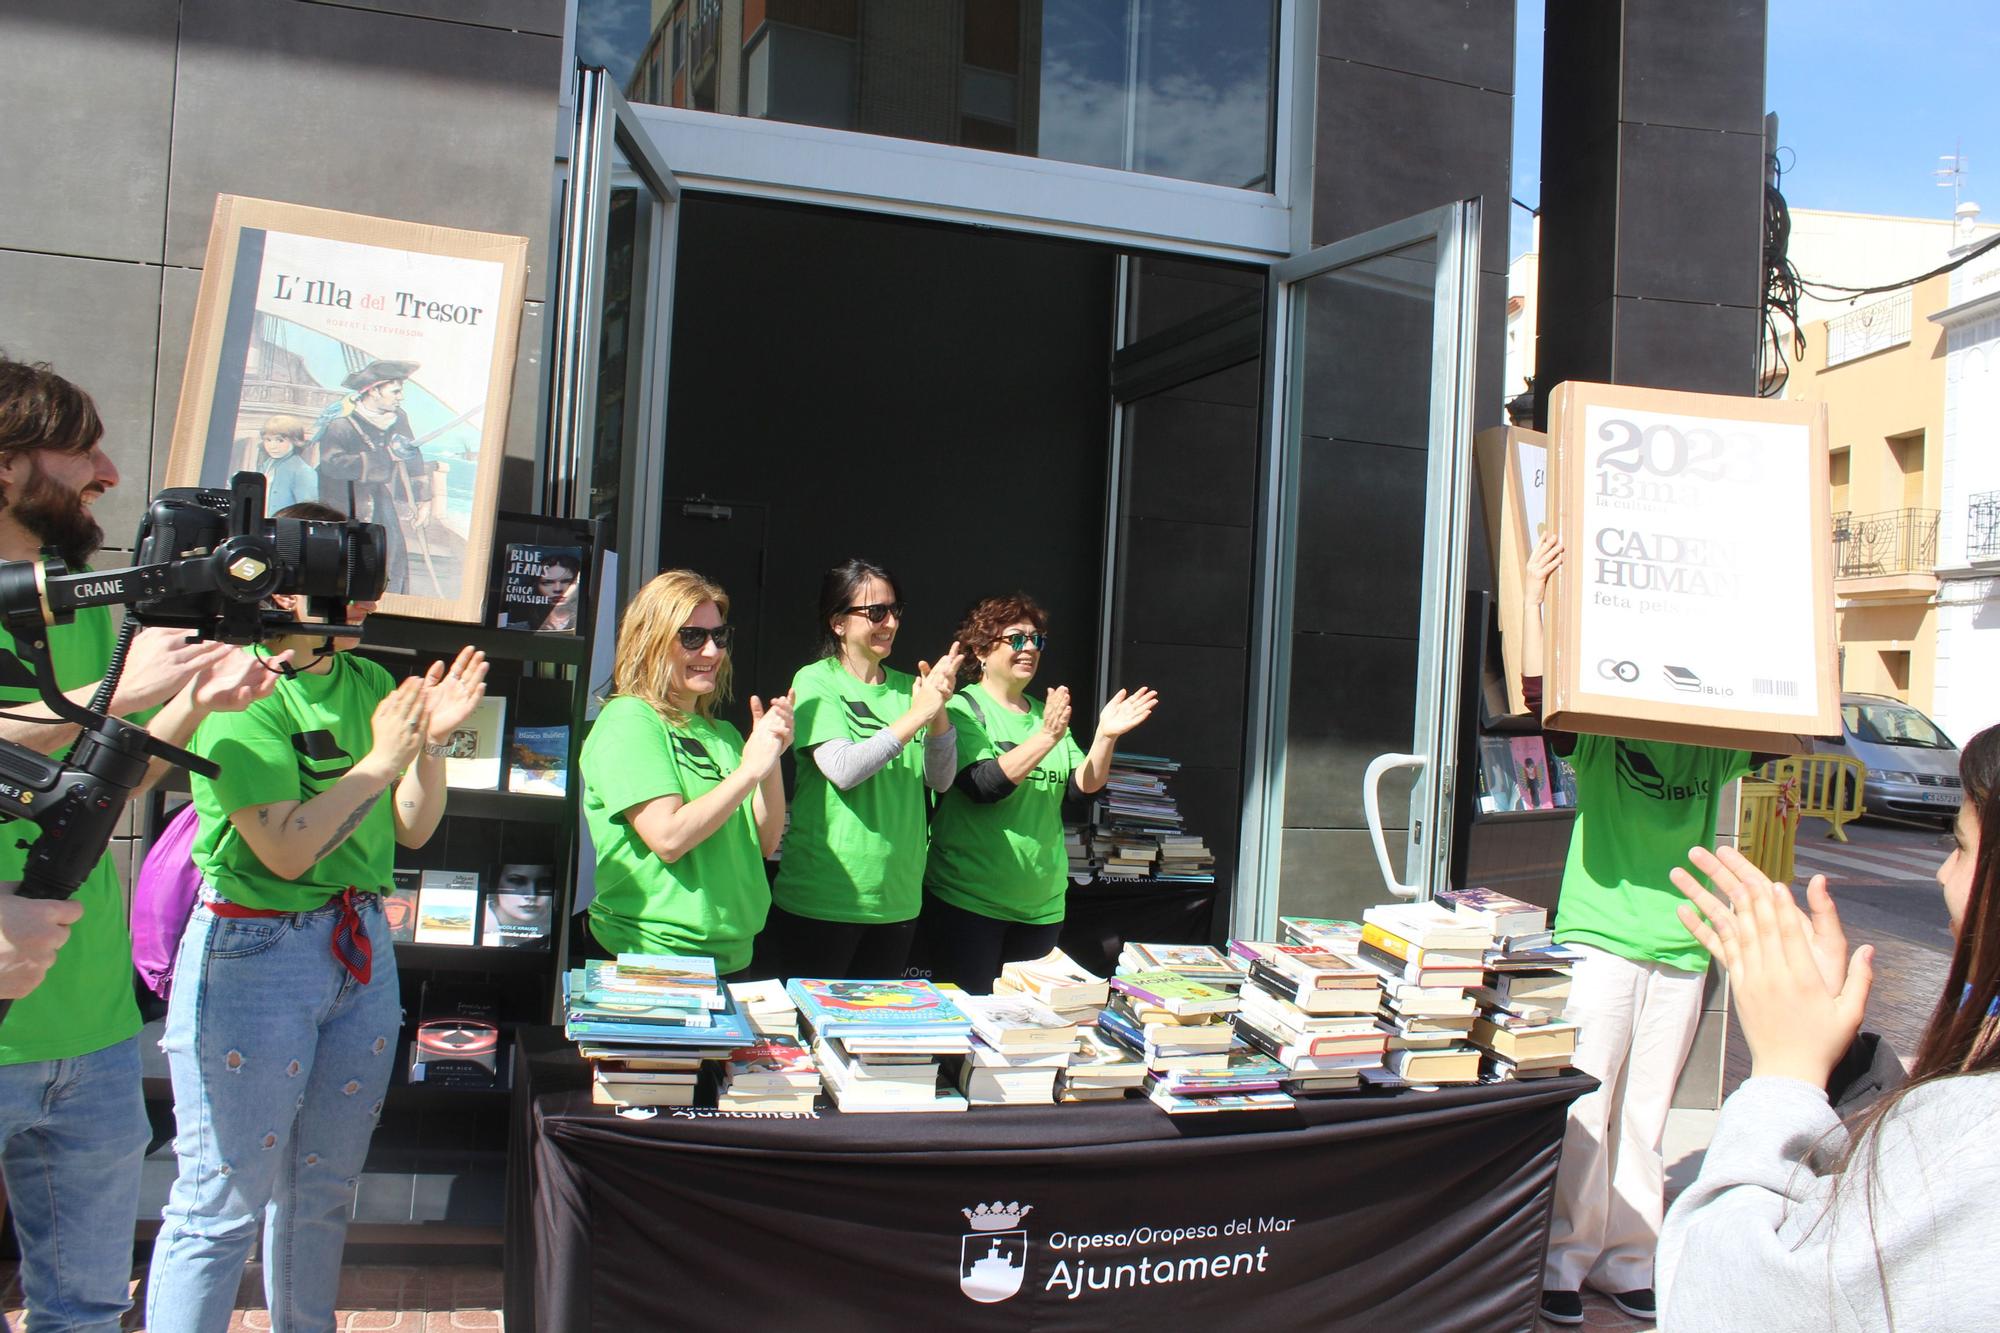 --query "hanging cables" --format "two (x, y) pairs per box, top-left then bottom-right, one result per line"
(1796, 231), (2000, 300)
(1760, 152), (1805, 396)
